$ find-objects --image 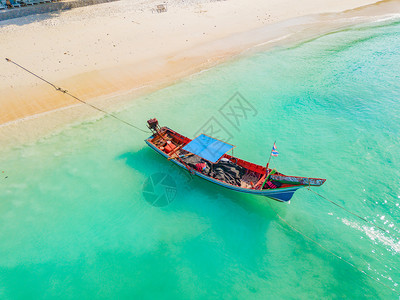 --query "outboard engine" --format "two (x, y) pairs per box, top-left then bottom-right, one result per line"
(147, 118), (160, 133)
